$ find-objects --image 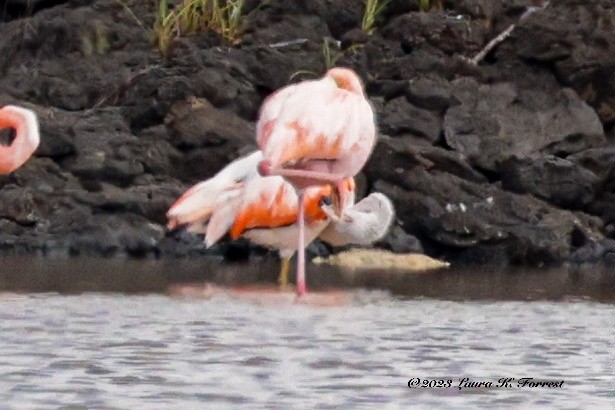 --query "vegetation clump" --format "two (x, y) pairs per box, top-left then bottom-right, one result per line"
(153, 0), (245, 55)
(361, 0), (390, 34)
(117, 0), (245, 55)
